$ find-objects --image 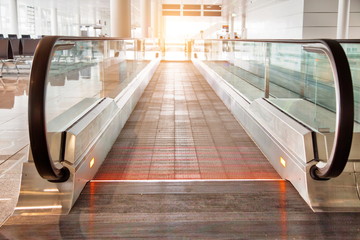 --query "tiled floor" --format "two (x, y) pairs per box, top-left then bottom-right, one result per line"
(95, 61), (280, 180)
(0, 74), (30, 226)
(0, 76), (29, 158)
